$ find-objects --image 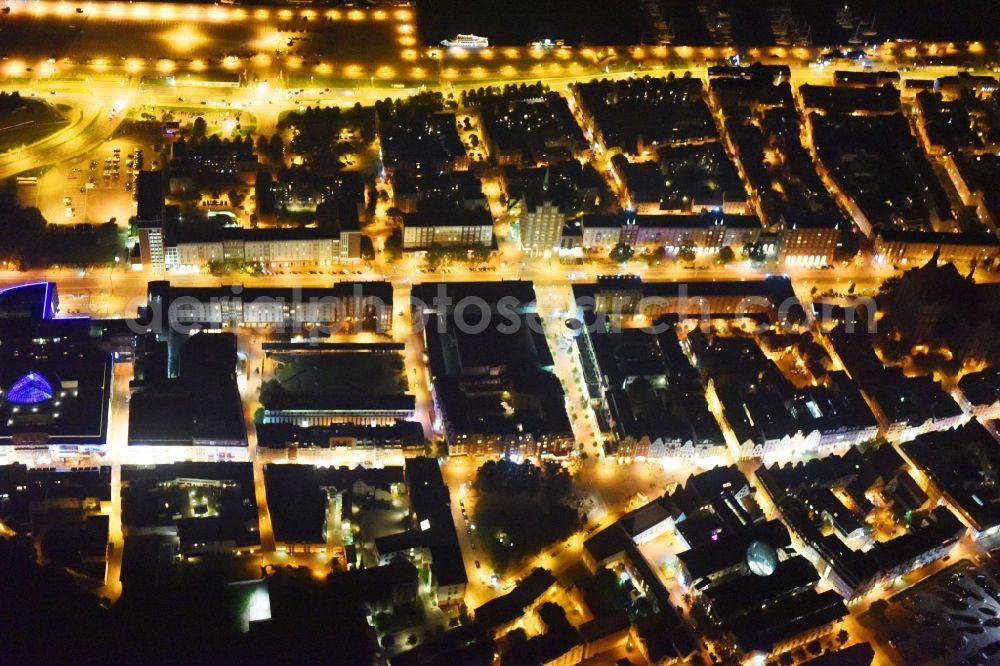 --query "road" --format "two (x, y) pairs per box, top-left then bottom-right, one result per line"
(238, 326), (277, 555)
(439, 456), (499, 608)
(6, 255), (995, 335)
(0, 91), (117, 179)
(99, 362), (132, 602)
(0, 260), (905, 302)
(397, 283), (437, 442)
(536, 284), (605, 459)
